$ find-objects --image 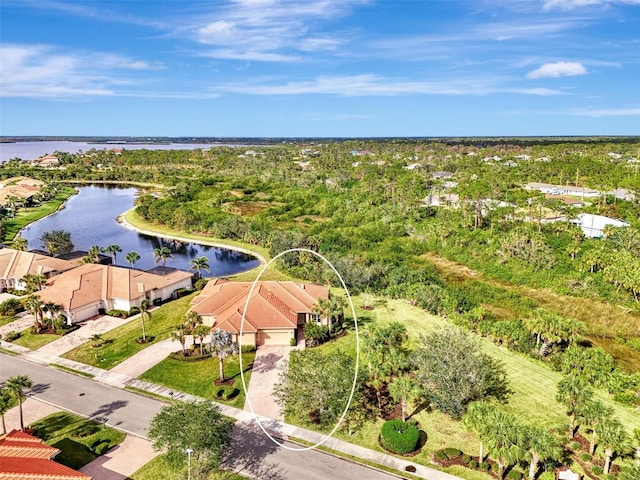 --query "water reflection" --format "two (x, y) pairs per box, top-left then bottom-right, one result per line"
(20, 185), (260, 276)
